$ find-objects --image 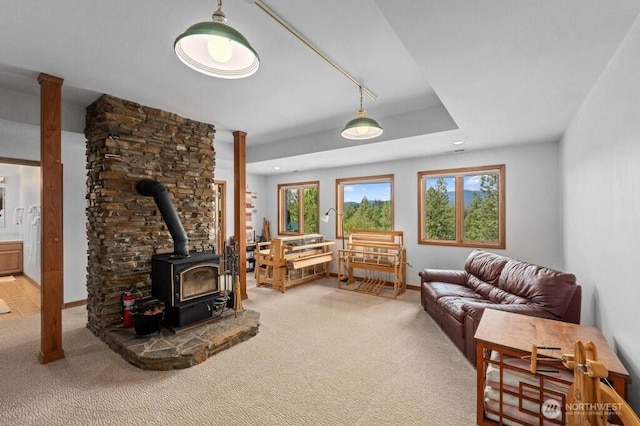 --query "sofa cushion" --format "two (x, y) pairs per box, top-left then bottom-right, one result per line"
(435, 297), (516, 322)
(497, 260), (577, 318)
(436, 297), (479, 322)
(422, 281), (484, 302)
(464, 249), (509, 285)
